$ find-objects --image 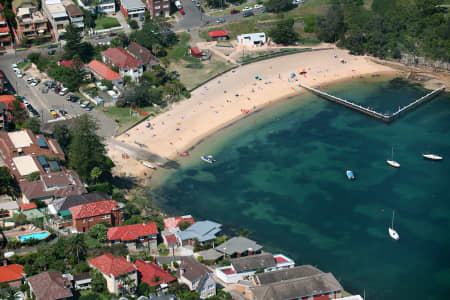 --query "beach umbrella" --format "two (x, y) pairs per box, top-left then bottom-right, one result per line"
(254, 74), (258, 78)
